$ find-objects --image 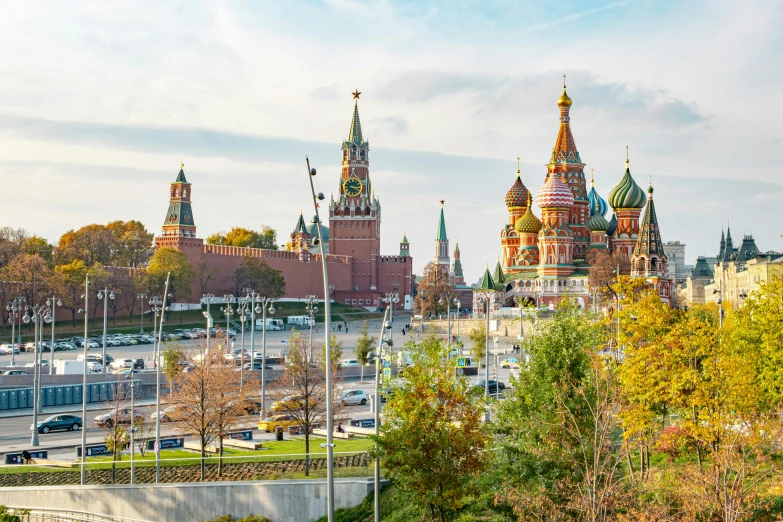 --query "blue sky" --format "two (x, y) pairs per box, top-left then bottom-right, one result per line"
(0, 0), (781, 281)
